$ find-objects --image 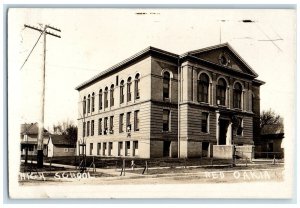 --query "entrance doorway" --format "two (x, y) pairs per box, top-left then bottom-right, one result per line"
(163, 141), (171, 157)
(219, 119), (229, 145)
(202, 142), (209, 157)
